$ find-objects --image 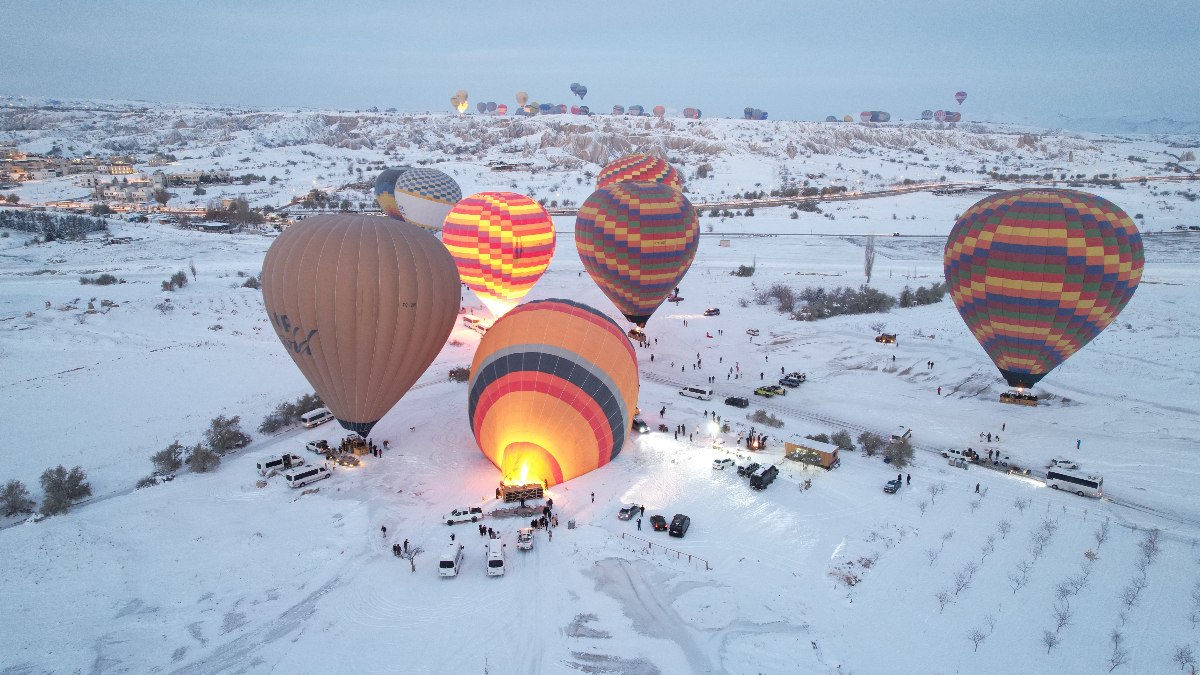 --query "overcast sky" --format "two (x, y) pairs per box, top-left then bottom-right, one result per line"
(2, 0), (1197, 126)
